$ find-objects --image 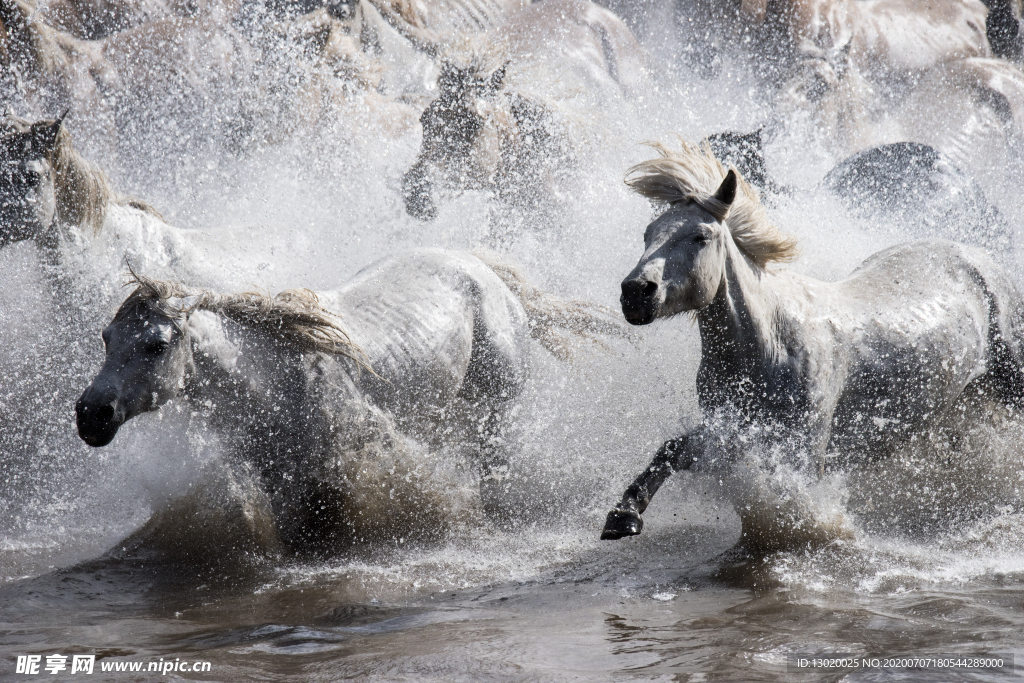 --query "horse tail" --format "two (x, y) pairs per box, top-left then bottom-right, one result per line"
(472, 249), (632, 360)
